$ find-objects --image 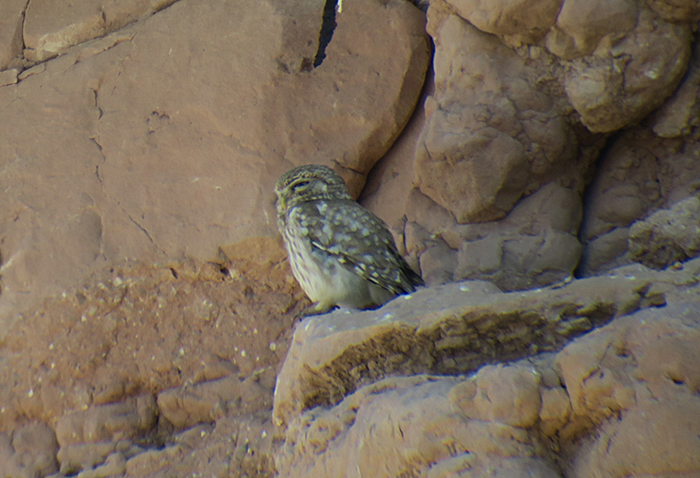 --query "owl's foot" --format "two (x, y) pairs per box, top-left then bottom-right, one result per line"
(294, 302), (337, 321)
